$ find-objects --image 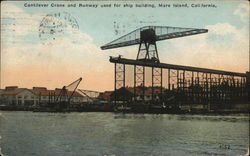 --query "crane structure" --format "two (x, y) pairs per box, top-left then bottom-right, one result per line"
(48, 77), (82, 111)
(55, 77), (82, 104)
(101, 26), (249, 111)
(78, 89), (100, 102)
(101, 26), (208, 62)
